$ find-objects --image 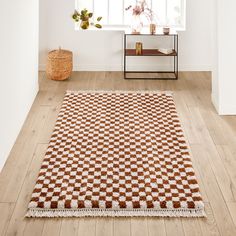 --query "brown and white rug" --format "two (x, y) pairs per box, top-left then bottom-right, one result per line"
(27, 91), (205, 218)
